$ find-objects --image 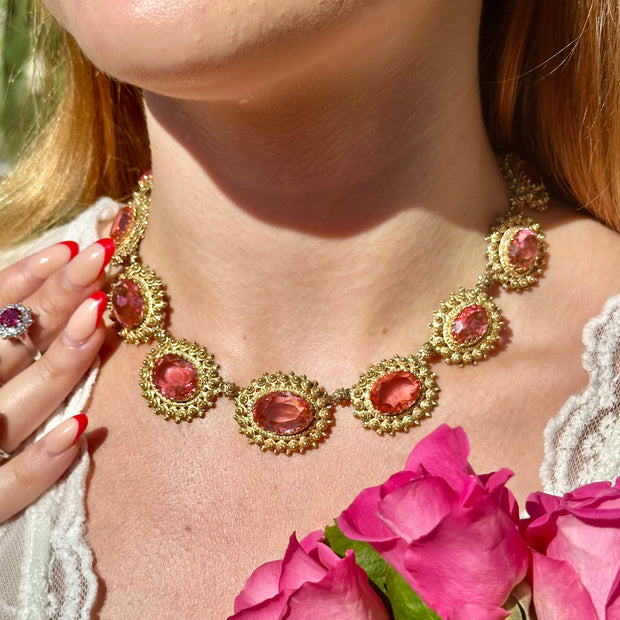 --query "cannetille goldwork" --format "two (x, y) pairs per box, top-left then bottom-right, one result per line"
(107, 157), (549, 455)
